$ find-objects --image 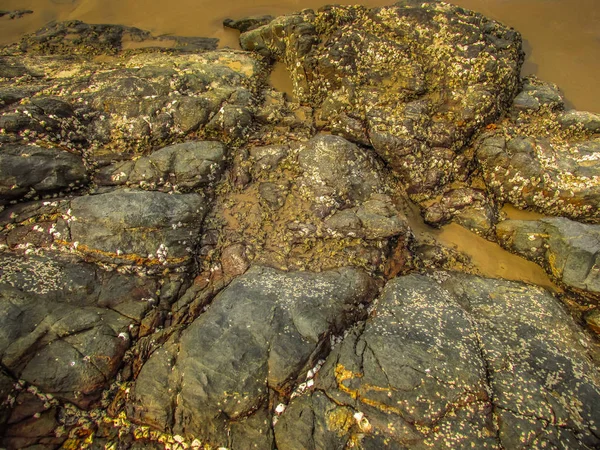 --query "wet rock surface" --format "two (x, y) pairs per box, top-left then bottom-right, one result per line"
(0, 144), (88, 205)
(235, 1), (522, 199)
(0, 1), (600, 449)
(276, 274), (600, 449)
(497, 217), (600, 300)
(129, 266), (376, 447)
(476, 77), (600, 223)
